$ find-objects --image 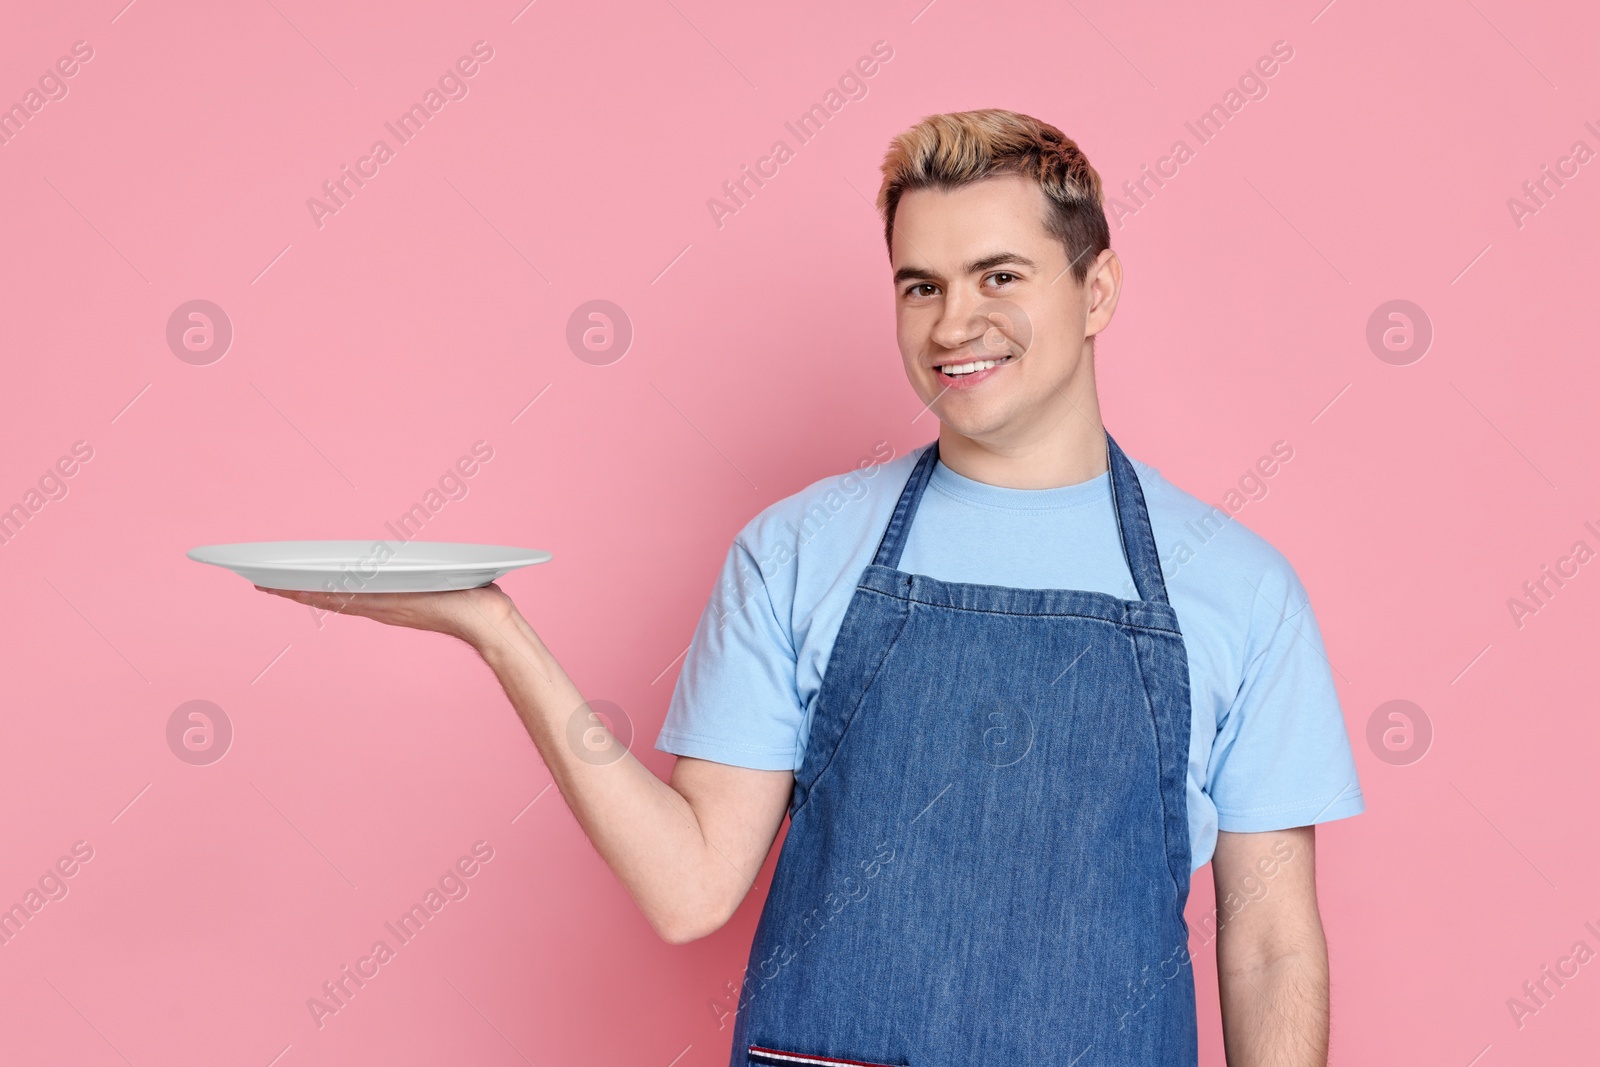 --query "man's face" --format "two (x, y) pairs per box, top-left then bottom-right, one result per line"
(890, 174), (1119, 446)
